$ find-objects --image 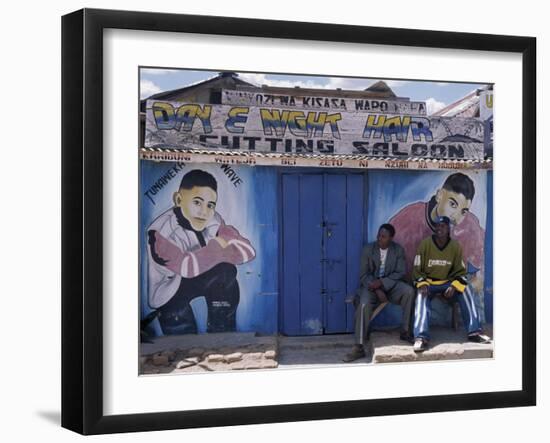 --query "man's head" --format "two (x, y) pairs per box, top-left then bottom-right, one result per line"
(435, 173), (475, 226)
(173, 169), (218, 231)
(434, 216), (451, 240)
(377, 223), (395, 249)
